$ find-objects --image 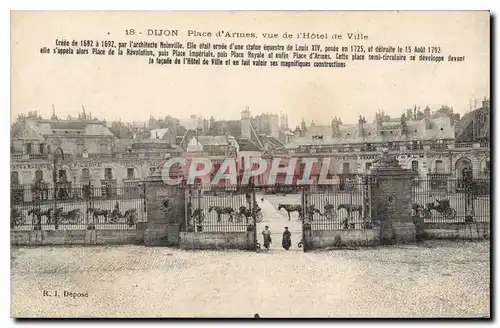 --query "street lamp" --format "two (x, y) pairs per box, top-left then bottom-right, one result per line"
(53, 148), (64, 230)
